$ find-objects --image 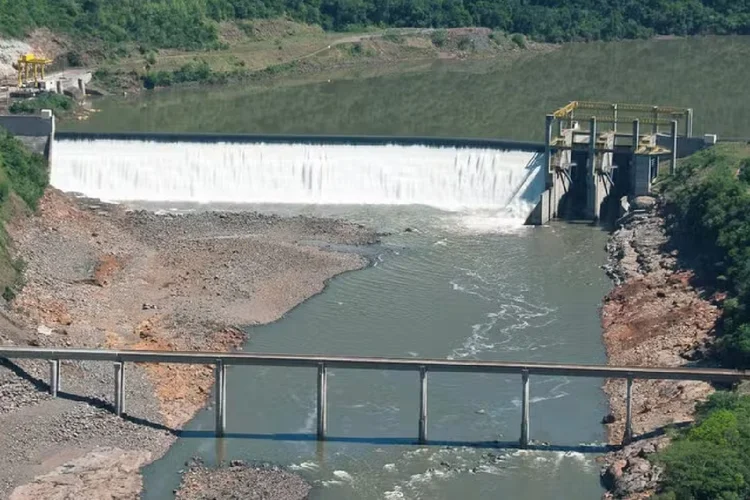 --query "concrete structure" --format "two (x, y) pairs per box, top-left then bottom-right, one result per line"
(1, 346), (748, 448)
(533, 101), (710, 224)
(0, 111), (55, 157)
